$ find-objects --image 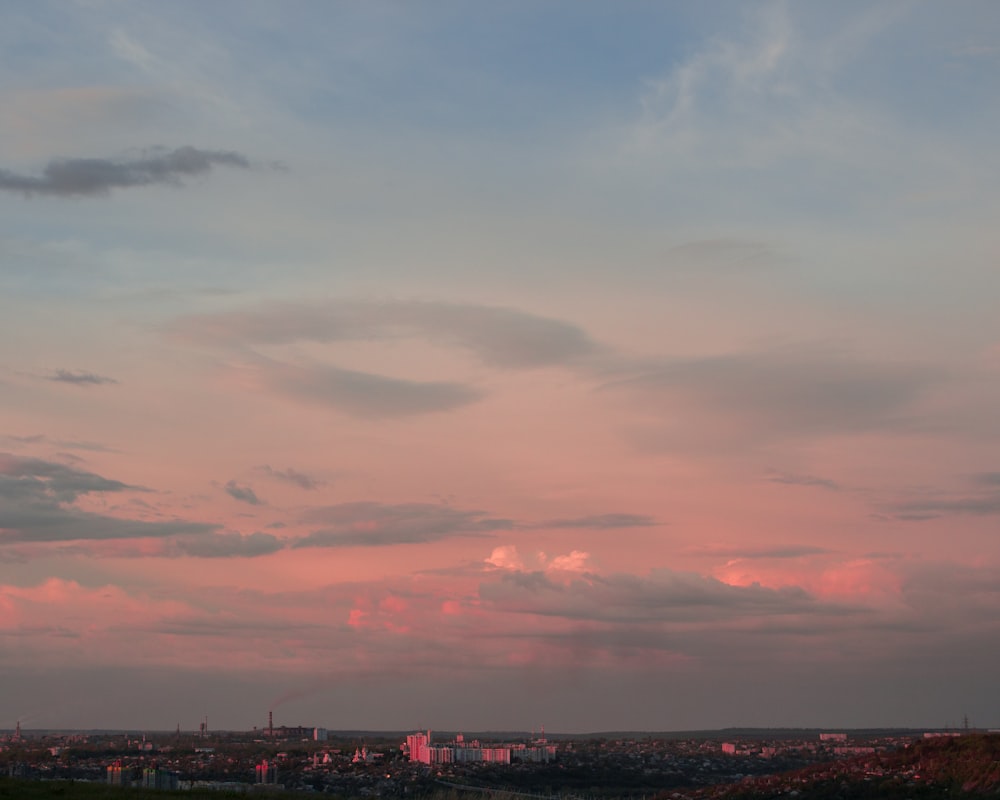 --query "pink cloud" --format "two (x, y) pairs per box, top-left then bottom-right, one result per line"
(486, 545), (524, 571)
(547, 550), (591, 574)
